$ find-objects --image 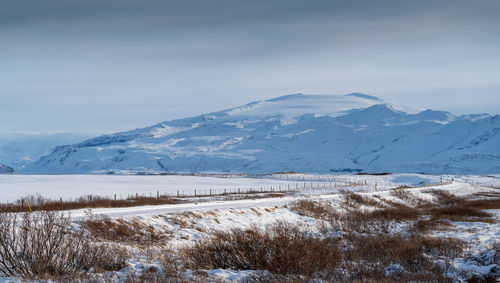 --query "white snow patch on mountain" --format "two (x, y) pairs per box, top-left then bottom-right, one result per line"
(19, 93), (500, 175)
